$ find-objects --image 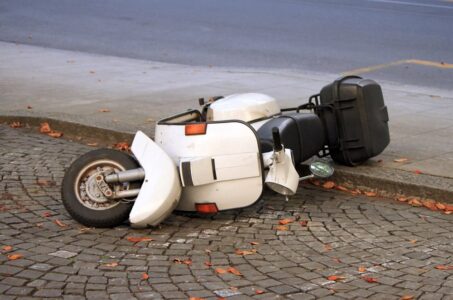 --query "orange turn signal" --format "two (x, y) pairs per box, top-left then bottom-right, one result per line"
(185, 123), (207, 136)
(196, 203), (218, 214)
